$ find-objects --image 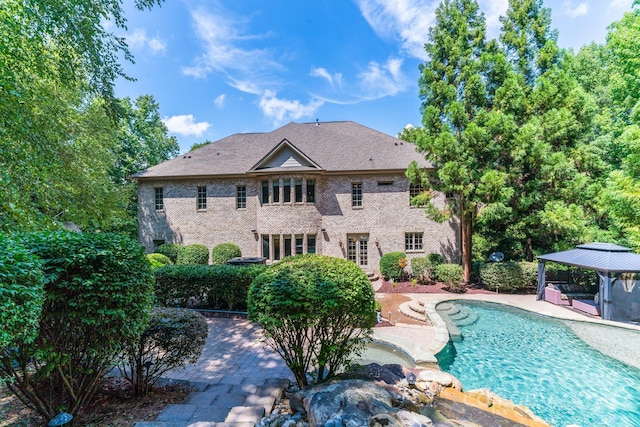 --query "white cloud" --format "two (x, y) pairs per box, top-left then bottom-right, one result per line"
(310, 67), (343, 89)
(610, 0), (633, 9)
(163, 115), (211, 137)
(563, 1), (589, 18)
(127, 28), (166, 55)
(182, 7), (283, 87)
(358, 57), (408, 99)
(214, 94), (226, 108)
(355, 0), (437, 60)
(259, 91), (324, 125)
